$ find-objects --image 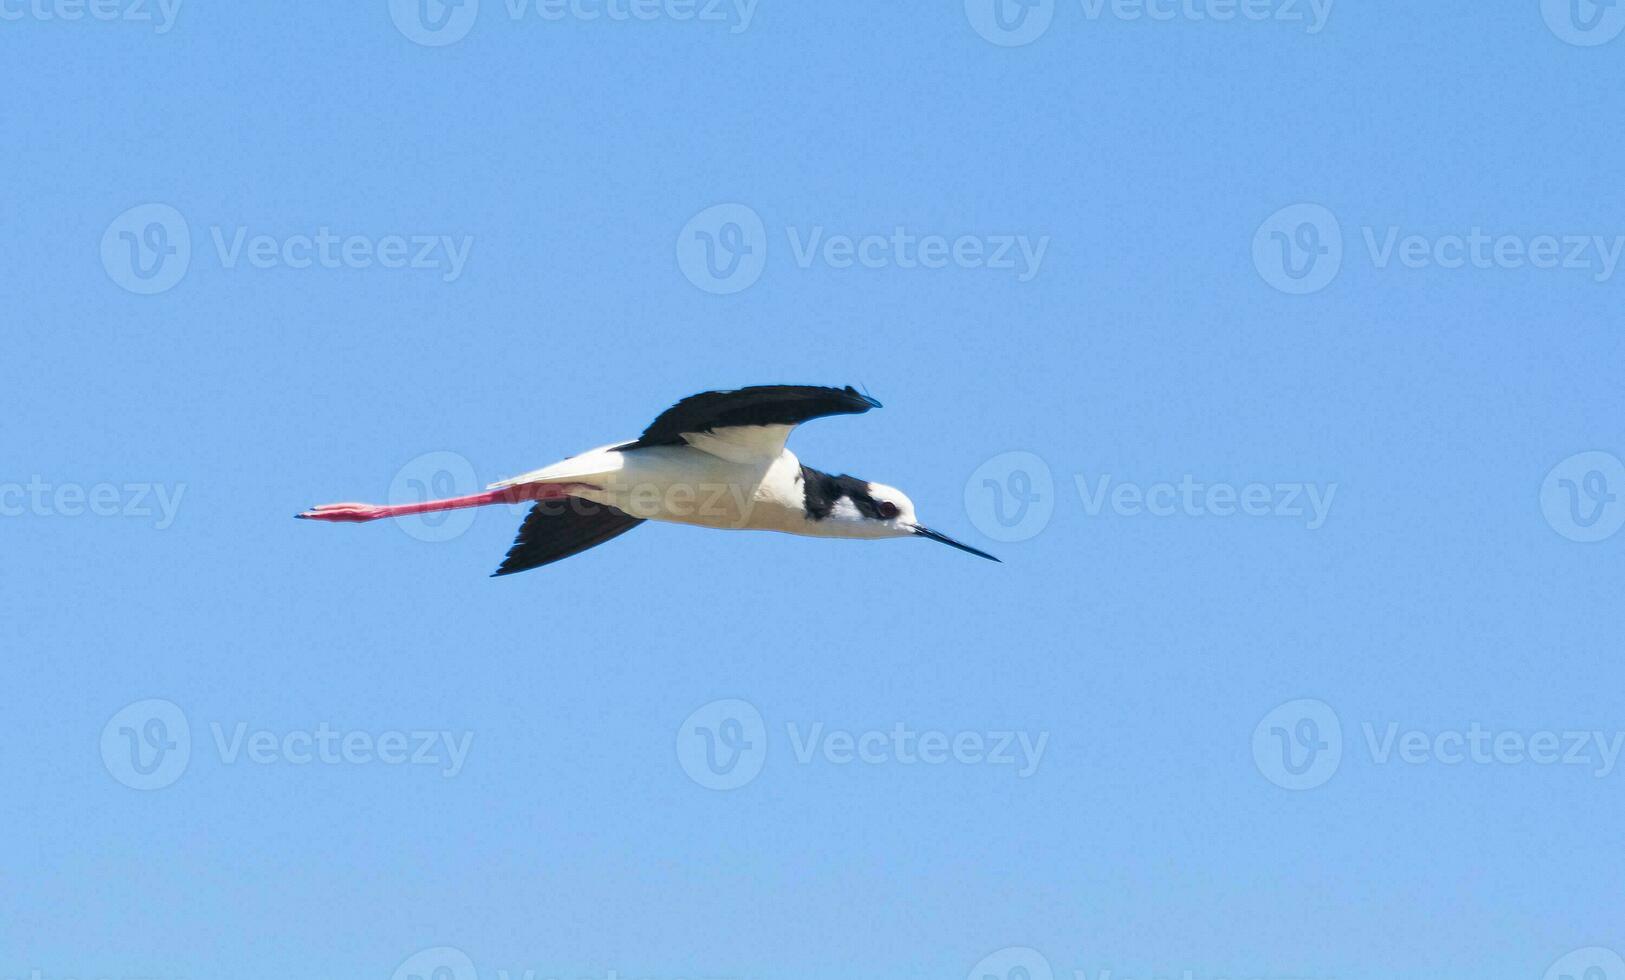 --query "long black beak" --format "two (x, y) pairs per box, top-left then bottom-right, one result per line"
(911, 524), (1001, 562)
